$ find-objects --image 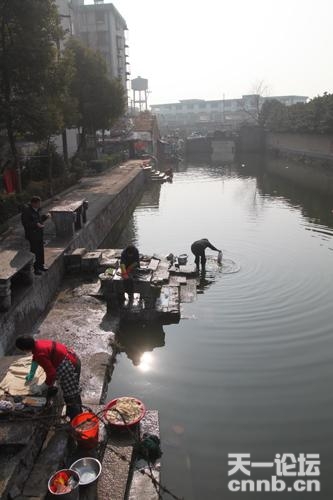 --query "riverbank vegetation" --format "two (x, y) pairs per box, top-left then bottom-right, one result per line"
(0, 0), (126, 189)
(0, 0), (126, 230)
(260, 93), (333, 134)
